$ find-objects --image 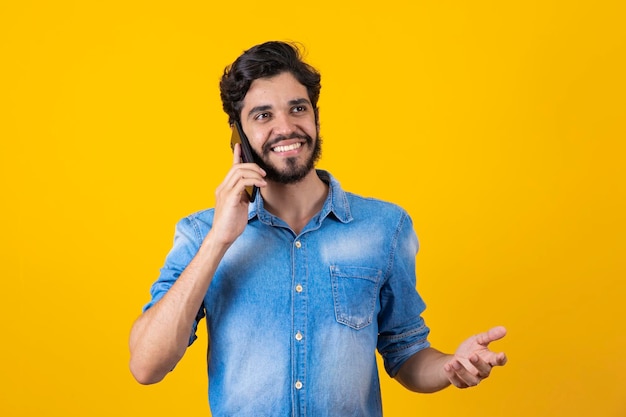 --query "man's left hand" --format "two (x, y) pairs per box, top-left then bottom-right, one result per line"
(443, 326), (508, 388)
